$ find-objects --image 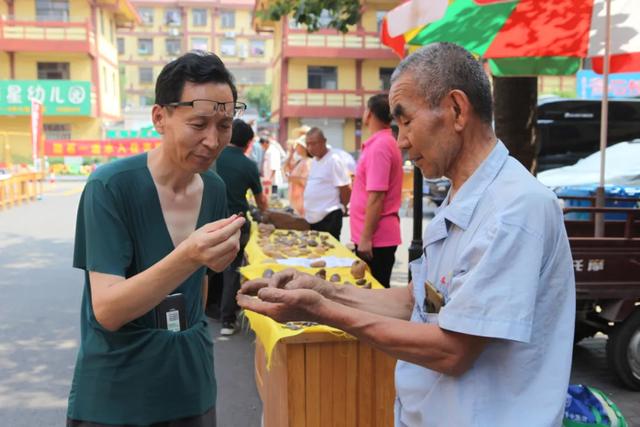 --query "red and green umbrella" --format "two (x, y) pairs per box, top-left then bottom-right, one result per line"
(386, 0), (640, 77)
